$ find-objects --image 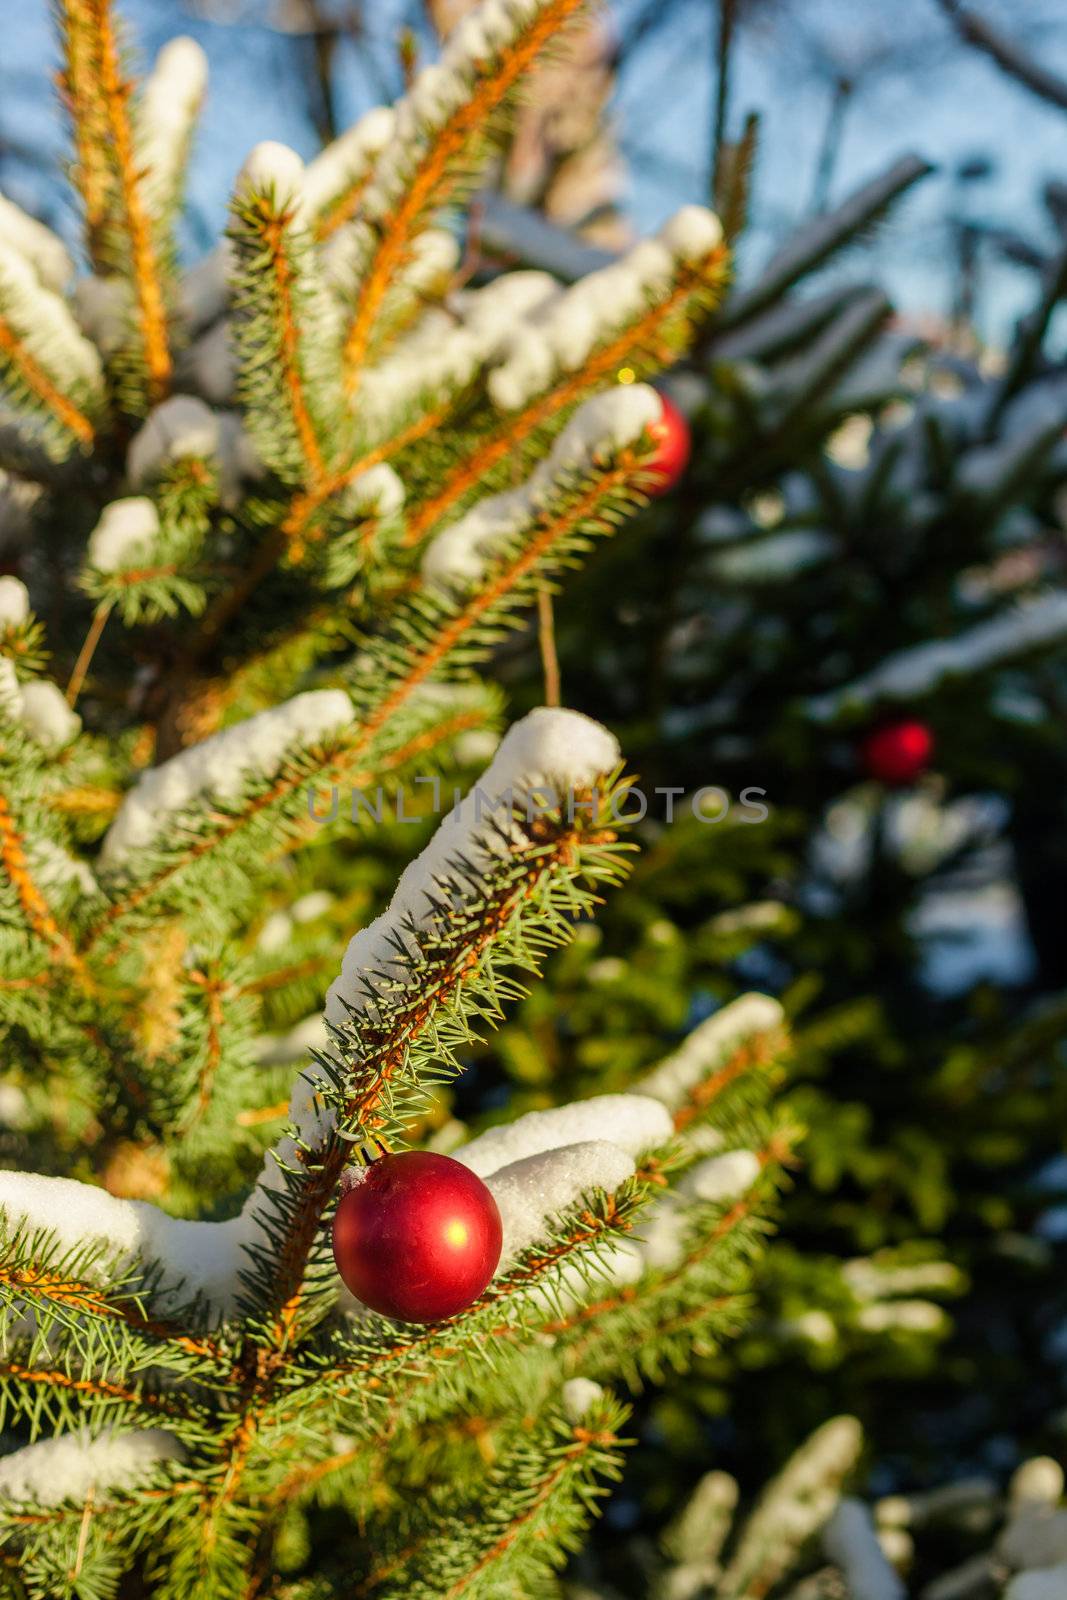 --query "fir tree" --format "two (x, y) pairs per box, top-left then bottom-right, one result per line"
(0, 2), (794, 1595)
